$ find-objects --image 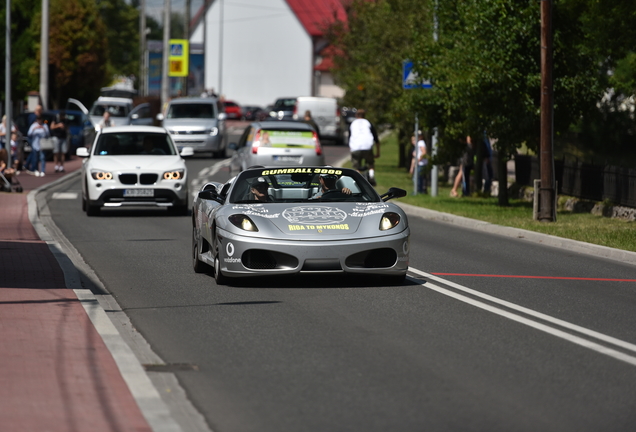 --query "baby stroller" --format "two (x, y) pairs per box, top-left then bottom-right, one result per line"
(0, 168), (22, 192)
